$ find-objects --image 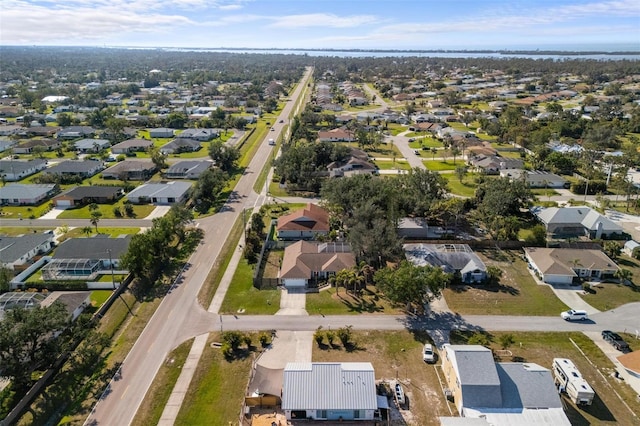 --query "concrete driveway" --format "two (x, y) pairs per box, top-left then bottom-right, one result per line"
(525, 266), (601, 315)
